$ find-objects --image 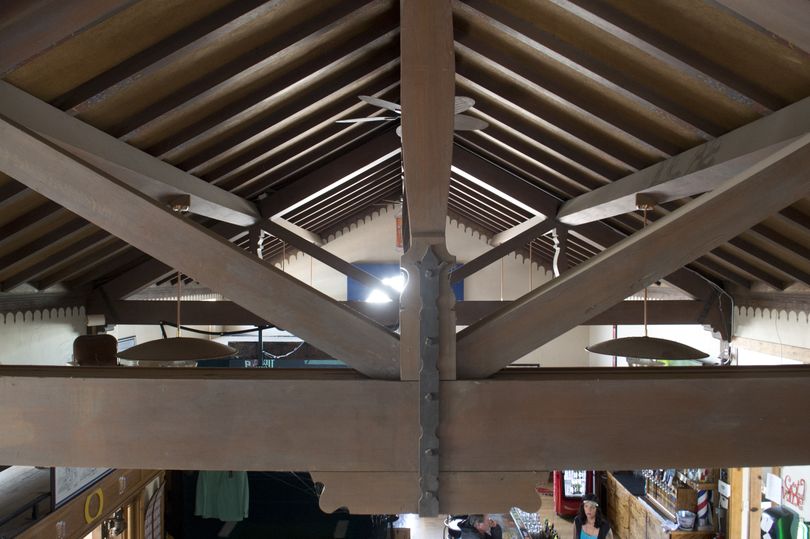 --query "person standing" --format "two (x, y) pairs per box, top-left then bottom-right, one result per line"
(461, 514), (503, 539)
(573, 494), (613, 539)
